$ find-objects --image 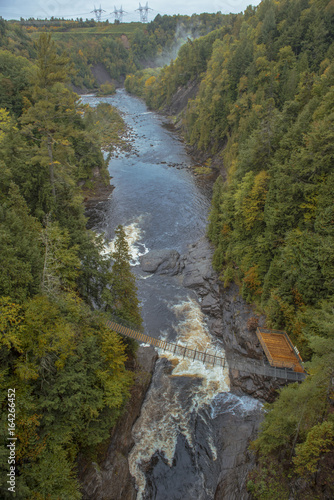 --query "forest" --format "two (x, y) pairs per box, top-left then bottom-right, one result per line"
(4, 13), (227, 90)
(125, 0), (334, 498)
(0, 25), (141, 498)
(1, 1), (334, 497)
